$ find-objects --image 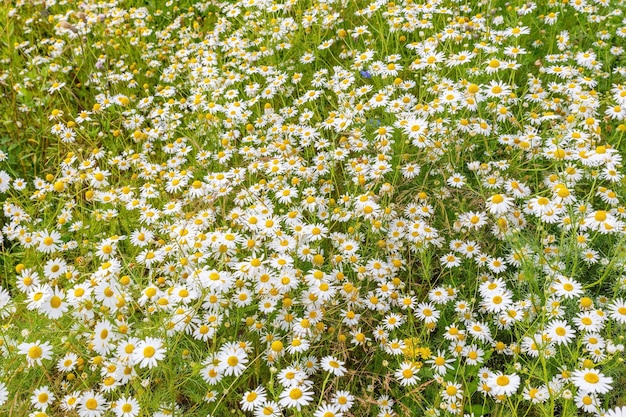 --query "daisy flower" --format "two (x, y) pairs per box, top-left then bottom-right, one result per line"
(240, 386), (267, 412)
(468, 321), (493, 343)
(487, 372), (521, 396)
(604, 406), (626, 417)
(0, 382), (7, 407)
(395, 361), (420, 386)
(462, 344), (485, 365)
(78, 390), (108, 417)
(18, 340), (53, 367)
(313, 403), (343, 417)
(582, 210), (621, 233)
(132, 337), (166, 369)
(441, 382), (463, 402)
(481, 290), (512, 313)
(552, 277), (583, 299)
(31, 386), (55, 410)
(279, 385), (314, 410)
(218, 345), (248, 377)
(36, 230), (62, 254)
(425, 350), (454, 375)
(608, 299), (626, 324)
(40, 287), (68, 319)
(254, 401), (282, 417)
(277, 367), (307, 388)
(571, 369), (613, 394)
(546, 320), (576, 345)
(321, 355), (347, 377)
(331, 390), (354, 412)
(114, 396), (141, 417)
(486, 194), (514, 215)
(414, 302), (440, 324)
(60, 391), (81, 411)
(57, 352), (78, 372)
